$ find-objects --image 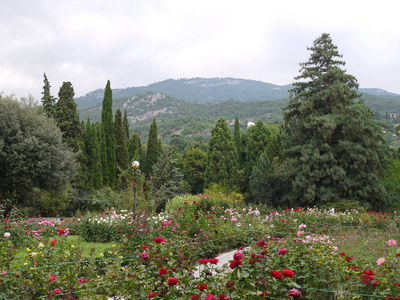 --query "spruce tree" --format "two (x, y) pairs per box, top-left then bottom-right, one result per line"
(114, 108), (129, 172)
(146, 118), (159, 175)
(101, 80), (116, 188)
(205, 117), (238, 189)
(41, 73), (56, 118)
(282, 33), (389, 208)
(54, 82), (83, 153)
